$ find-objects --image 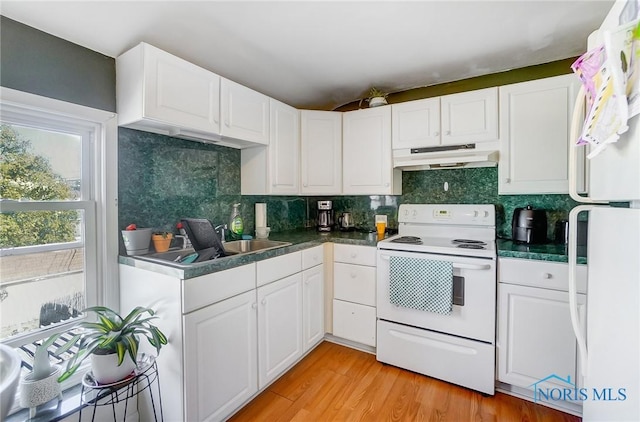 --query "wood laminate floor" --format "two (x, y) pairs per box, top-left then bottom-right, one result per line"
(229, 341), (580, 422)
